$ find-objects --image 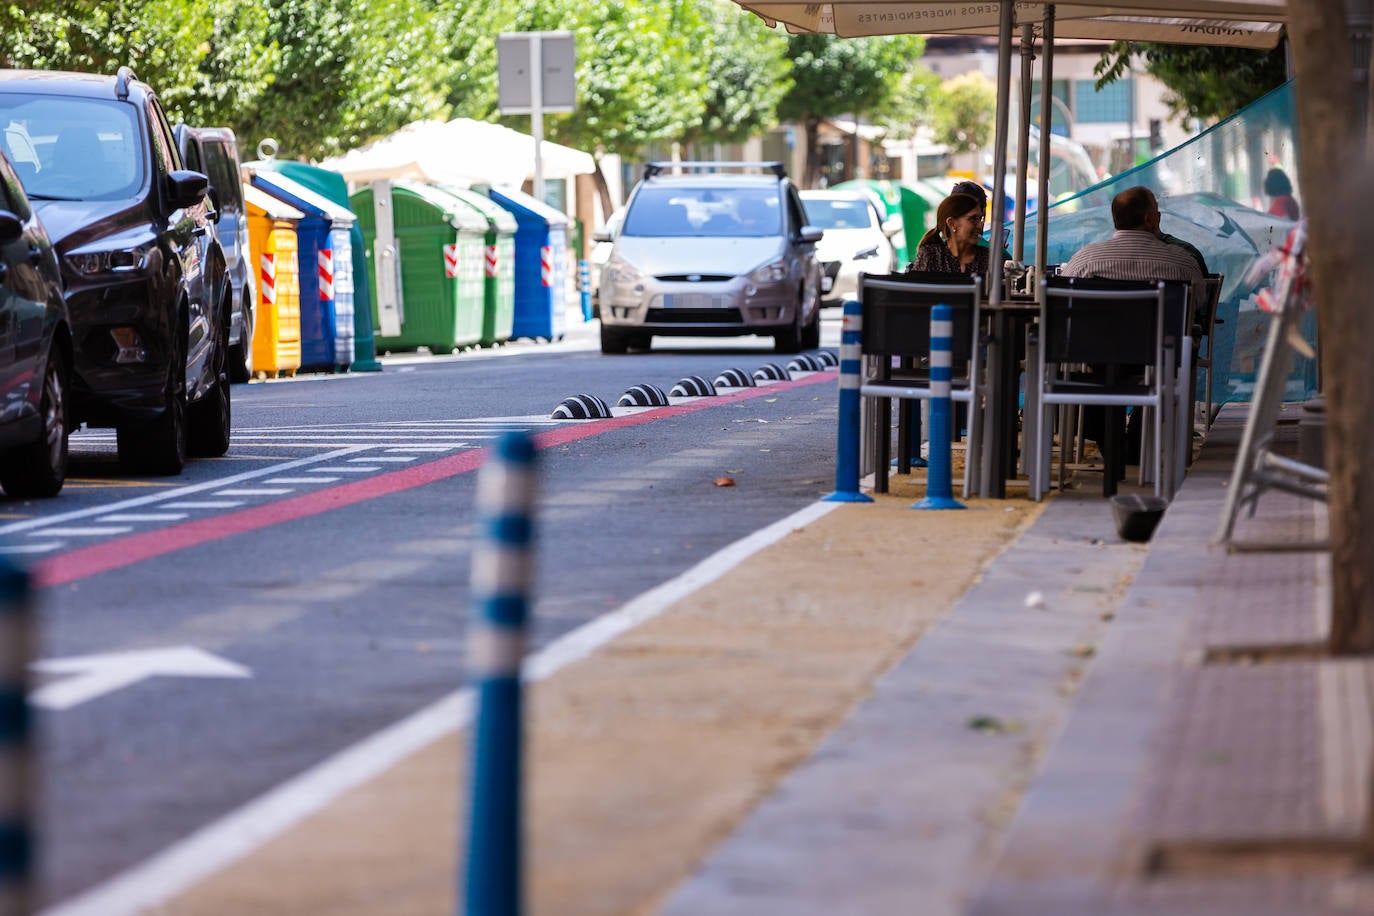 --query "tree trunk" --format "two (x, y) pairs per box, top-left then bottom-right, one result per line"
(591, 158), (616, 221)
(1289, 2), (1374, 655)
(803, 117), (822, 188)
